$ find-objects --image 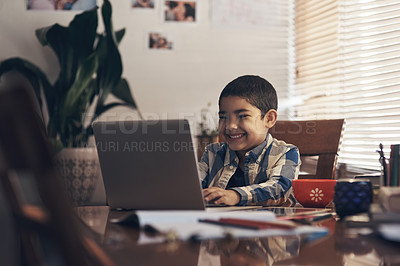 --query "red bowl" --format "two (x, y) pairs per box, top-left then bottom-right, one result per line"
(292, 179), (337, 208)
